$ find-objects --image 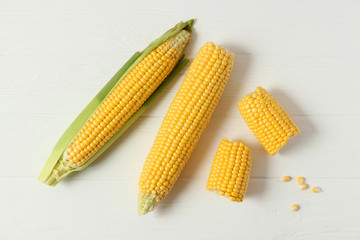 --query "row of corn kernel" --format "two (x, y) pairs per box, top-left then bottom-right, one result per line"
(281, 175), (321, 192)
